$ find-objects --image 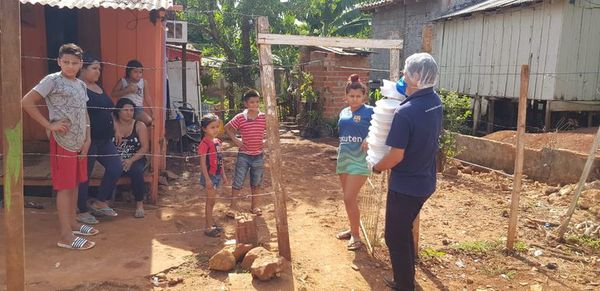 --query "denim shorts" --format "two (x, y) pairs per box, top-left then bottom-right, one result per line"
(200, 174), (222, 188)
(232, 153), (264, 190)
